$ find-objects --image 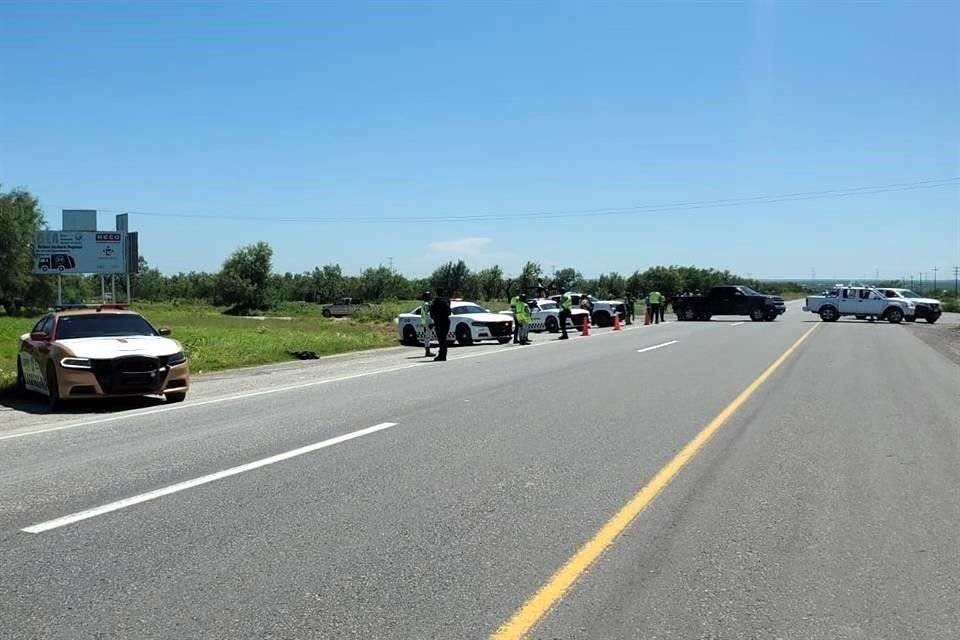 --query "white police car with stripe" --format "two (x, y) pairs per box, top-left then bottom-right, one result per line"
(396, 301), (514, 346)
(499, 298), (590, 333)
